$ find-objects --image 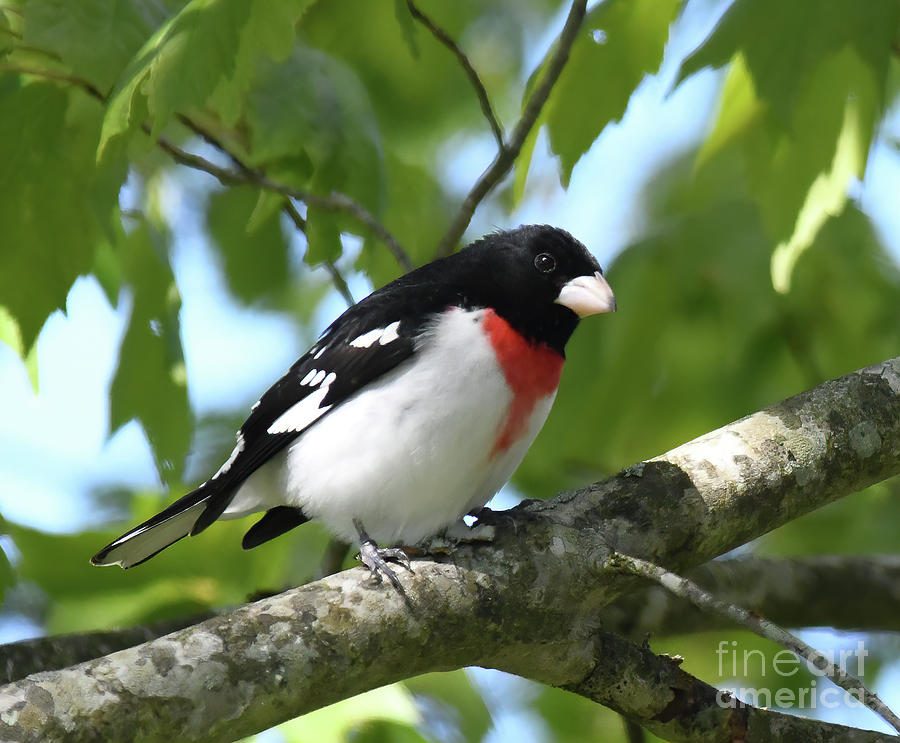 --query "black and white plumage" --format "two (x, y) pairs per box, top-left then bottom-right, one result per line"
(92, 225), (616, 577)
